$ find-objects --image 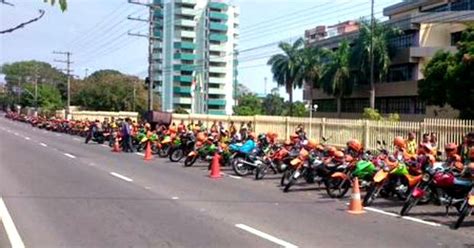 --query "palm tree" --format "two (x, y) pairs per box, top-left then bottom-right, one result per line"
(351, 19), (399, 109)
(299, 46), (327, 89)
(321, 40), (353, 117)
(267, 38), (305, 116)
